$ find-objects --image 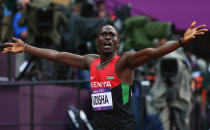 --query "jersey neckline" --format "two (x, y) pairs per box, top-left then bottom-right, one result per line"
(97, 55), (119, 71)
